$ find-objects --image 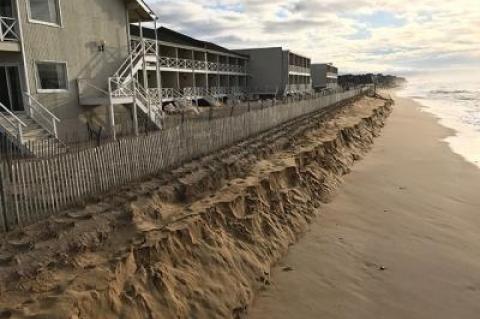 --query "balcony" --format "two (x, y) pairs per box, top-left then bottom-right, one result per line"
(130, 39), (247, 75)
(144, 86), (246, 102)
(0, 16), (20, 52)
(326, 72), (338, 79)
(288, 65), (310, 75)
(286, 84), (311, 94)
(158, 56), (246, 74)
